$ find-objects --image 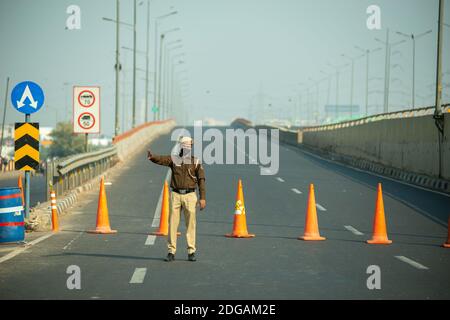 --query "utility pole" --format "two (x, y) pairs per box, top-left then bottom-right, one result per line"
(132, 0), (137, 128)
(435, 0), (444, 117)
(433, 0), (444, 178)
